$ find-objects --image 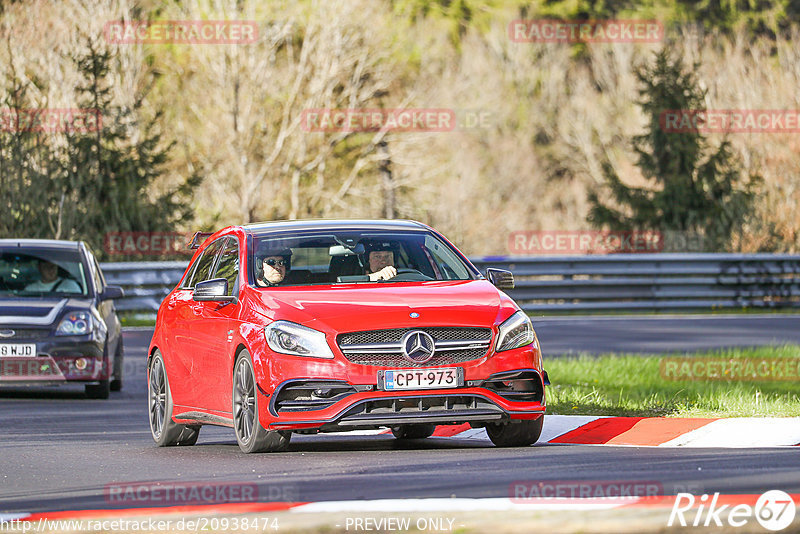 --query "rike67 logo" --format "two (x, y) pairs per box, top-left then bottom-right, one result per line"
(669, 490), (796, 531)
